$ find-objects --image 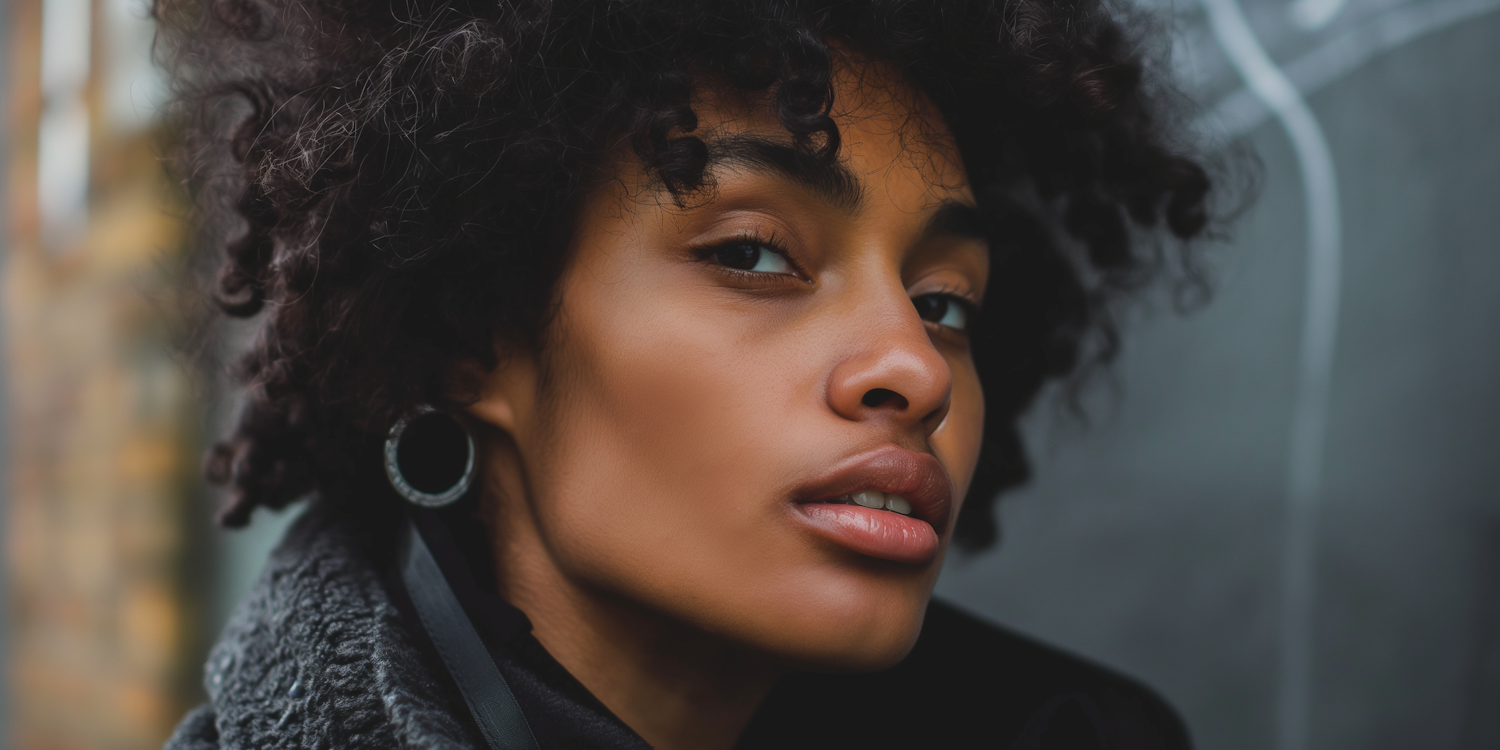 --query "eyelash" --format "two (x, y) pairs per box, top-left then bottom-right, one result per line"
(696, 232), (981, 325)
(912, 284), (979, 334)
(693, 230), (804, 279)
(921, 286), (978, 312)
